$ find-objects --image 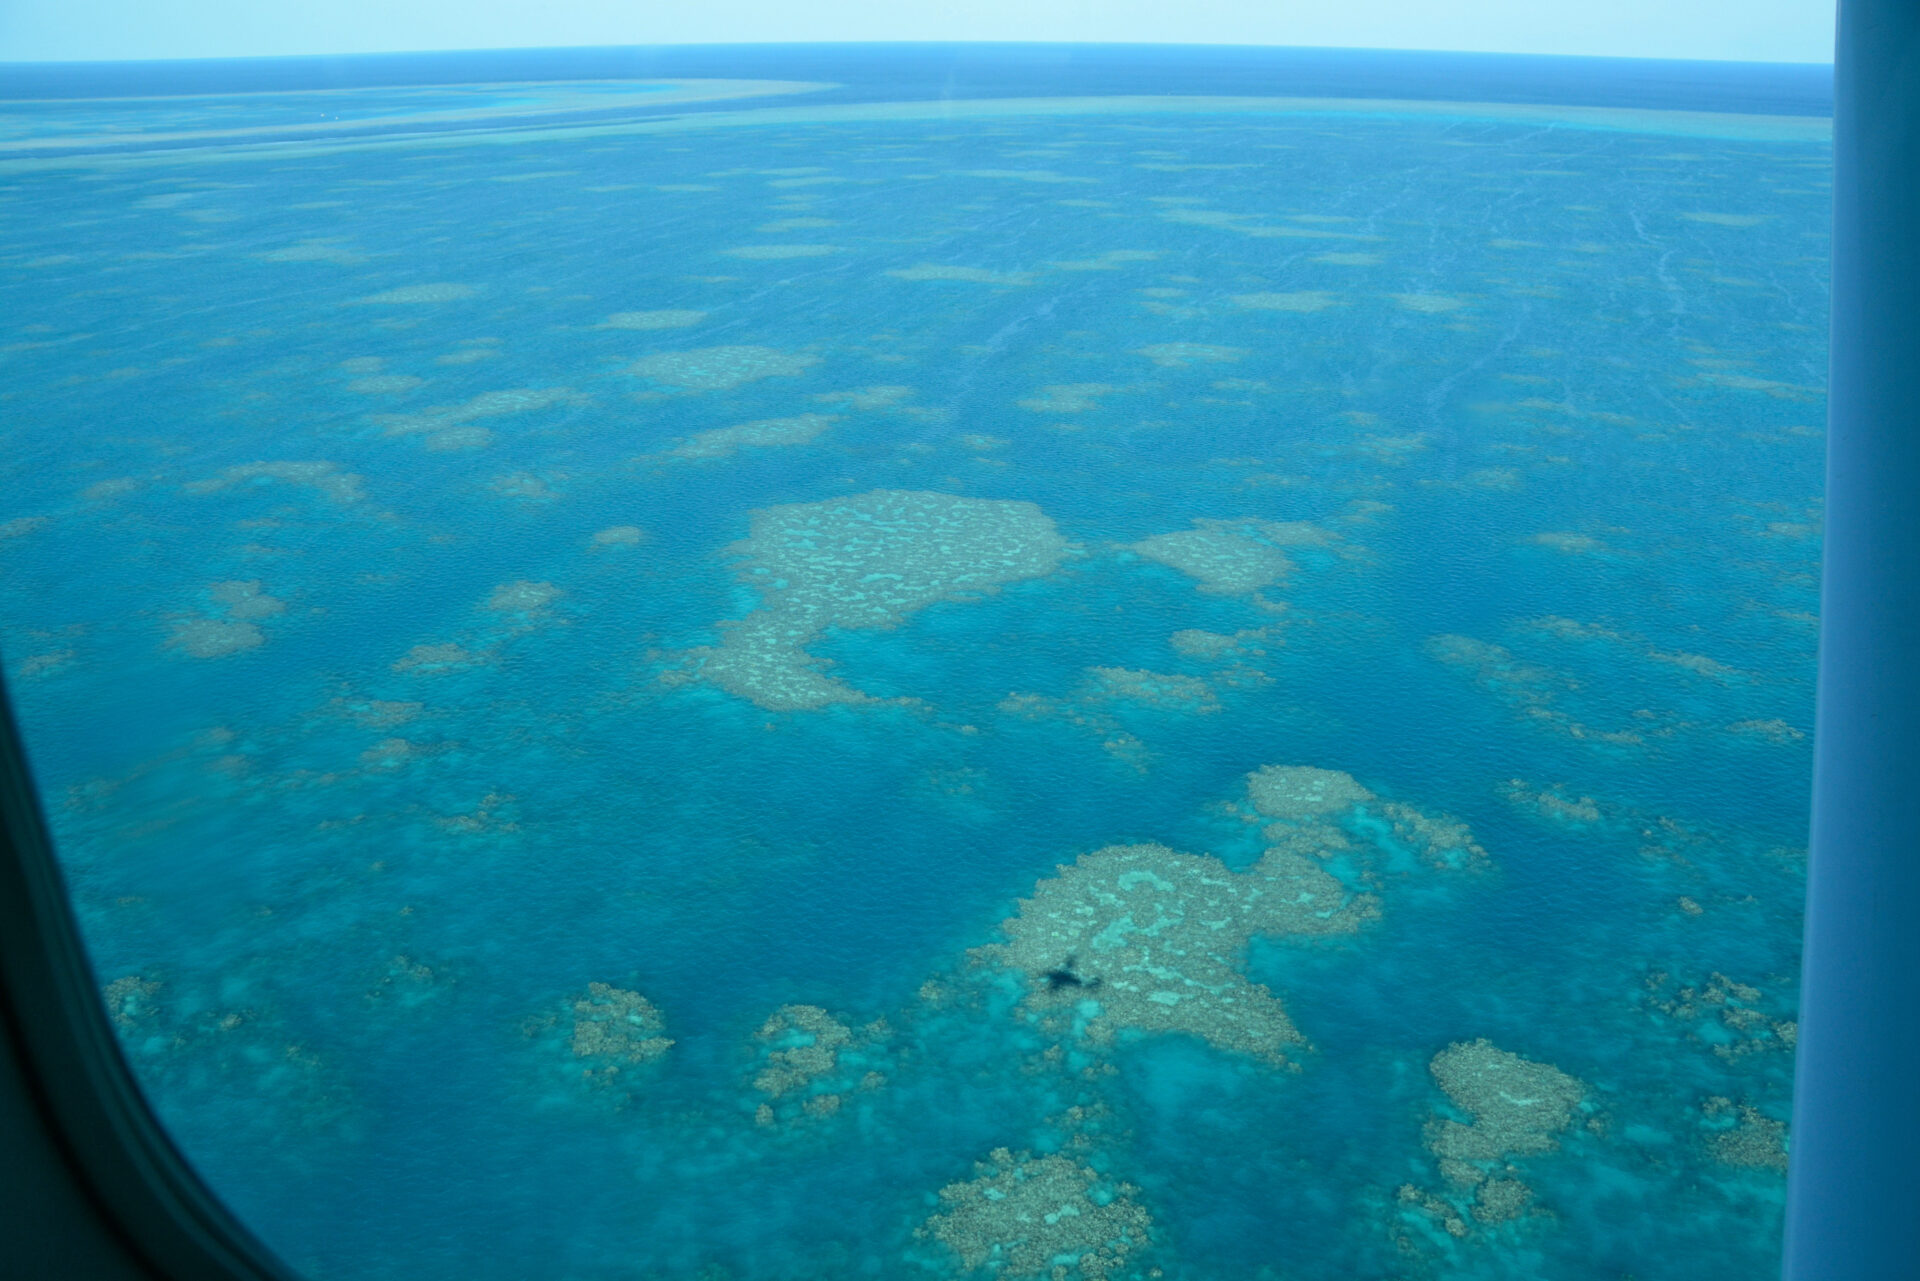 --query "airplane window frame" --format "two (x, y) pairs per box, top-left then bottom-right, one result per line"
(1779, 0), (1920, 1277)
(1, 669), (297, 1281)
(0, 6), (1906, 1279)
